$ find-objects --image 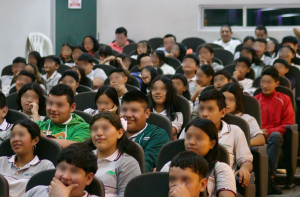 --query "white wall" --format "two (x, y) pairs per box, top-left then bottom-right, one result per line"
(97, 0), (299, 44)
(0, 0), (51, 70)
